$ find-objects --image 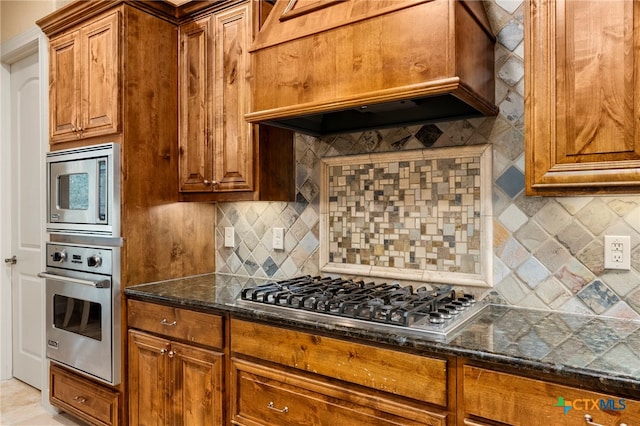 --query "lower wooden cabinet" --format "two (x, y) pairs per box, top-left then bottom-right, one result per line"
(50, 364), (120, 426)
(230, 358), (447, 426)
(461, 365), (639, 426)
(229, 318), (453, 426)
(127, 300), (225, 425)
